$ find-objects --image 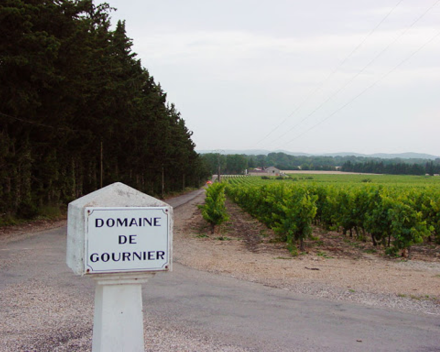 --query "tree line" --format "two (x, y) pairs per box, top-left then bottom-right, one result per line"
(201, 152), (440, 175)
(0, 0), (210, 221)
(341, 160), (440, 175)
